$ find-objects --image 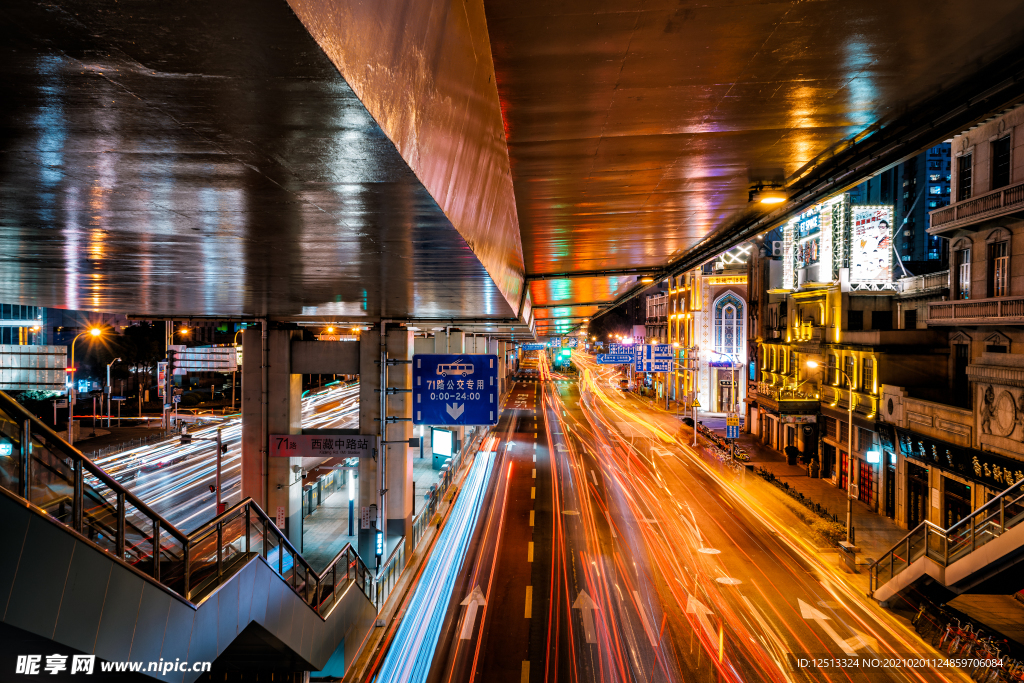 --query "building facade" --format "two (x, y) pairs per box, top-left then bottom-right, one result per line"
(871, 106), (1024, 530)
(652, 246), (750, 415)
